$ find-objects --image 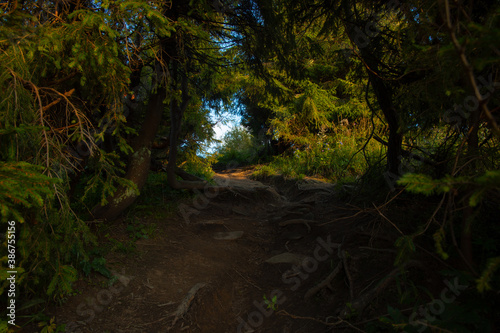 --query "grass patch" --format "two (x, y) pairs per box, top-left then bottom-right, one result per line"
(253, 127), (384, 182)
